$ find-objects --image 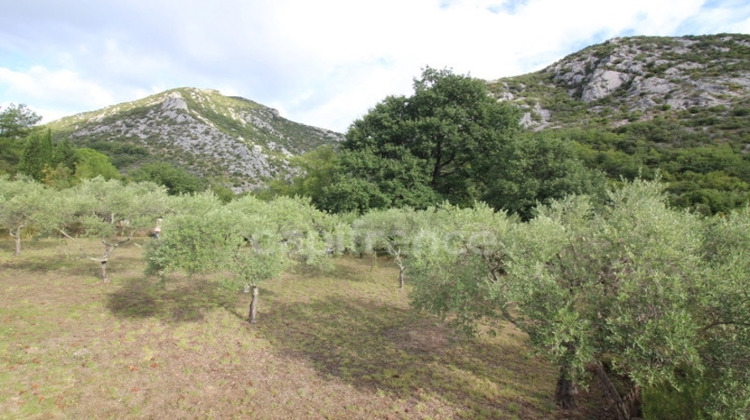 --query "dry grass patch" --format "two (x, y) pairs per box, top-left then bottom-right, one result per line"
(0, 239), (603, 419)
